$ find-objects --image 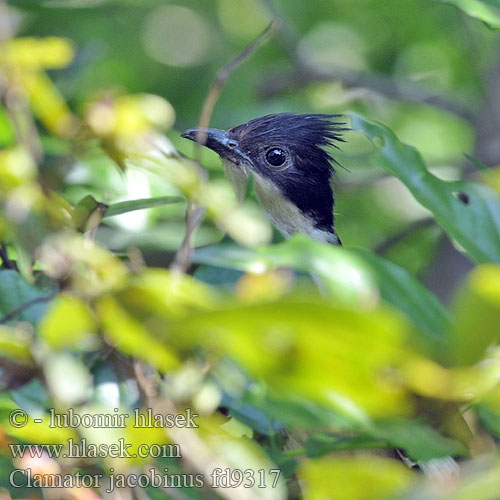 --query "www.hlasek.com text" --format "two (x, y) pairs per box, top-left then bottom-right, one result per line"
(10, 439), (181, 460)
